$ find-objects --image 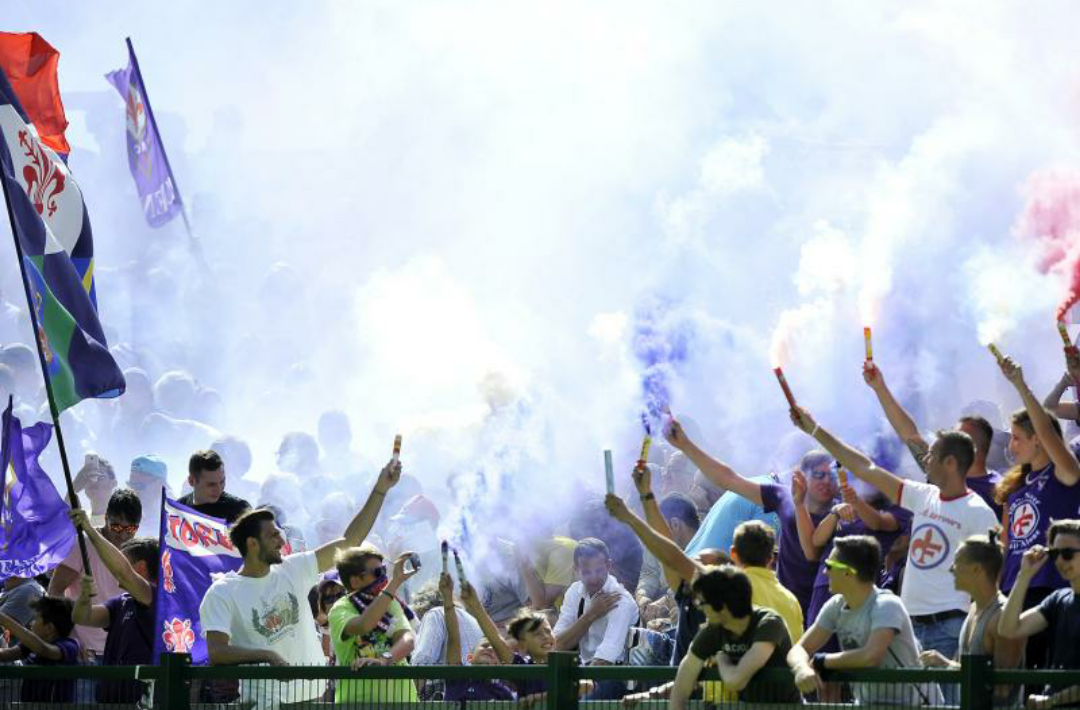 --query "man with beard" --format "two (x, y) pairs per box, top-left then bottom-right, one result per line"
(199, 459), (402, 707)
